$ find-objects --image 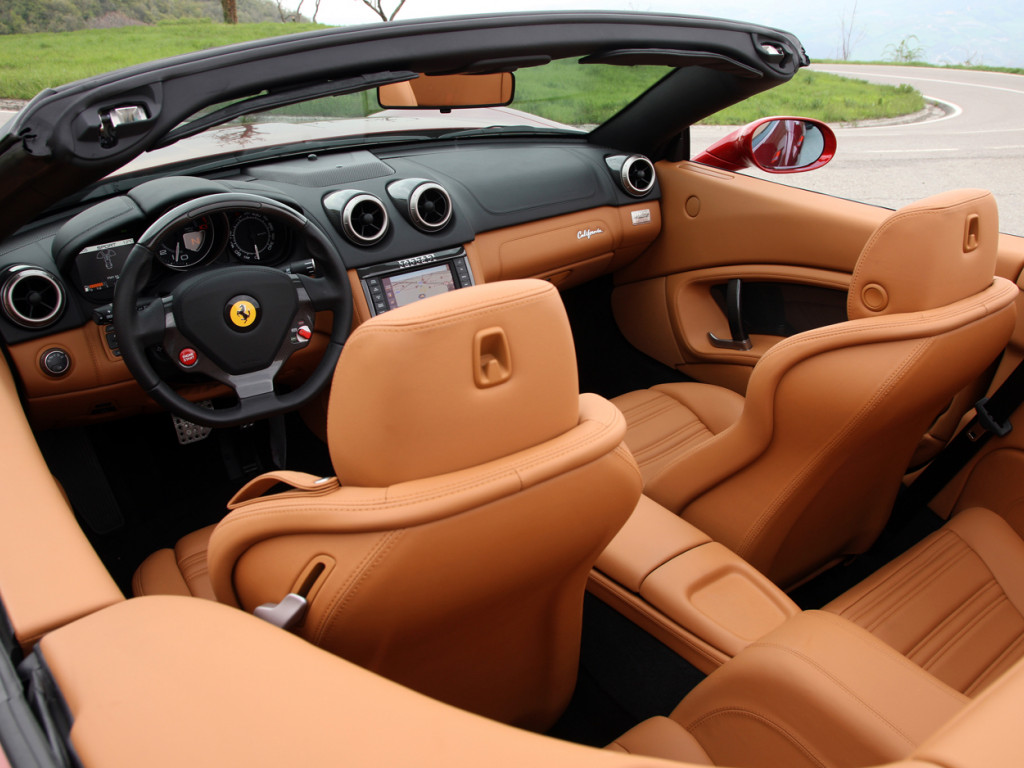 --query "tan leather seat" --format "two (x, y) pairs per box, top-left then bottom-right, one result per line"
(613, 189), (1018, 586)
(609, 610), (969, 768)
(824, 506), (1024, 697)
(133, 279), (642, 731)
